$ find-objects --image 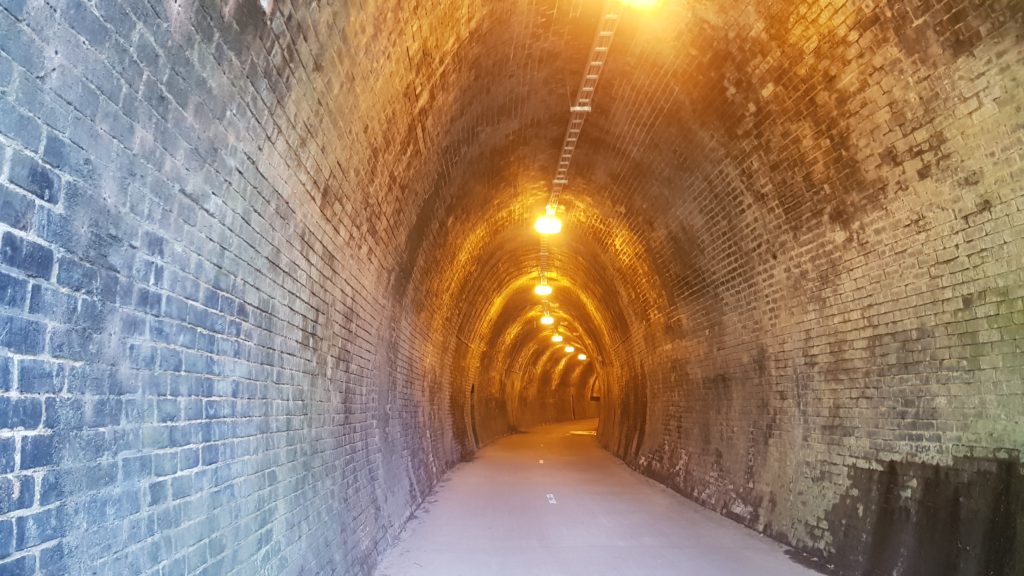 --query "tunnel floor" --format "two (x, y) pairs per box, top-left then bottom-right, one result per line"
(375, 420), (821, 576)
